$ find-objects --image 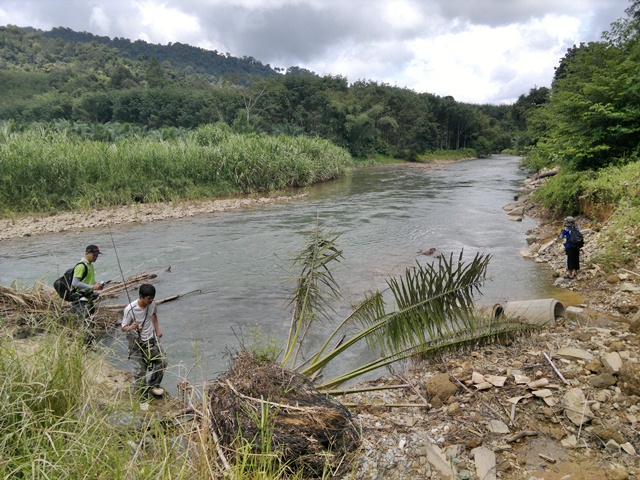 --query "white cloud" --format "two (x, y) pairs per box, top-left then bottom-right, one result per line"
(133, 1), (202, 44)
(89, 6), (110, 32)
